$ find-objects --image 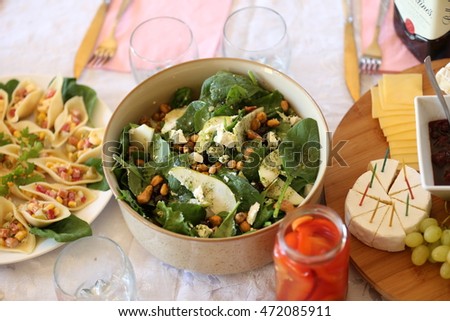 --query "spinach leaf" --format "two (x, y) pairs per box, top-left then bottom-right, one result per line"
(253, 202), (276, 229)
(62, 77), (98, 122)
(169, 202), (206, 226)
(200, 71), (268, 107)
(171, 87), (192, 108)
(212, 202), (240, 238)
(274, 118), (320, 217)
(193, 104), (212, 132)
(155, 201), (194, 236)
(117, 189), (149, 218)
(252, 90), (284, 119)
(217, 169), (264, 212)
(280, 118), (320, 182)
(151, 134), (170, 164)
(30, 215), (92, 242)
(176, 100), (207, 134)
(0, 79), (19, 98)
(241, 145), (267, 183)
